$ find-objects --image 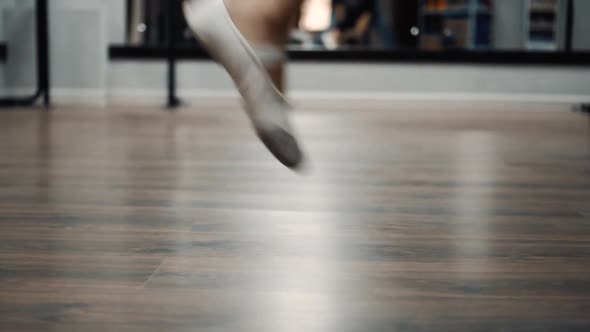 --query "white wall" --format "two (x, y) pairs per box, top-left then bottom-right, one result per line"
(0, 0), (16, 90)
(2, 0), (590, 105)
(493, 0), (525, 50)
(574, 0), (590, 51)
(1, 0), (108, 96)
(105, 0), (126, 44)
(106, 61), (590, 105)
